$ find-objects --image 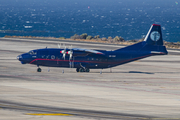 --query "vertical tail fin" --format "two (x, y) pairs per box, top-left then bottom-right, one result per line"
(115, 24), (168, 55)
(144, 24), (163, 45)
